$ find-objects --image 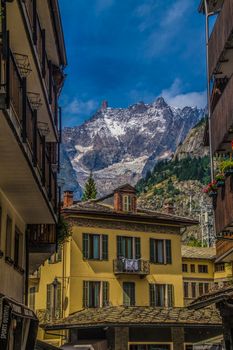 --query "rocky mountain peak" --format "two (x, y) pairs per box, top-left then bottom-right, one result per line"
(61, 99), (205, 198)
